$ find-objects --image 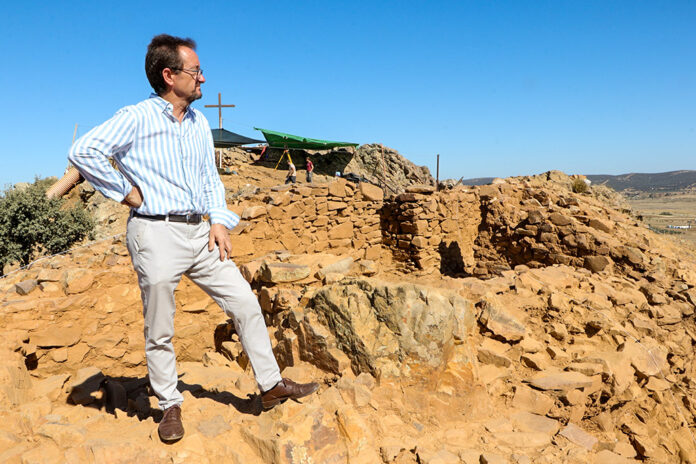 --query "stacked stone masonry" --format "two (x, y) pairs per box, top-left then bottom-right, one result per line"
(236, 178), (385, 261)
(381, 187), (481, 274)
